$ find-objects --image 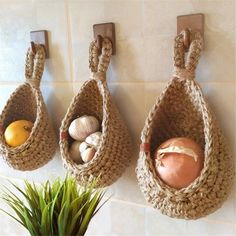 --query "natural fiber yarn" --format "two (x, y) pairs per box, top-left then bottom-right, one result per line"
(60, 37), (131, 188)
(136, 30), (234, 219)
(0, 44), (57, 171)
